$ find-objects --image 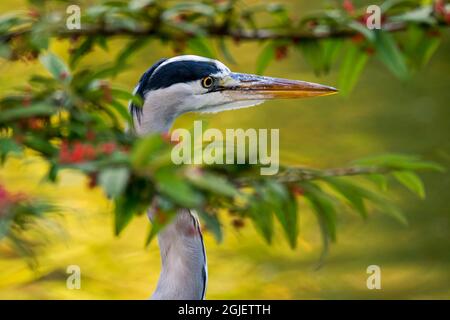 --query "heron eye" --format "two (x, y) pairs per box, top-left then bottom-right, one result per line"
(201, 76), (214, 88)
